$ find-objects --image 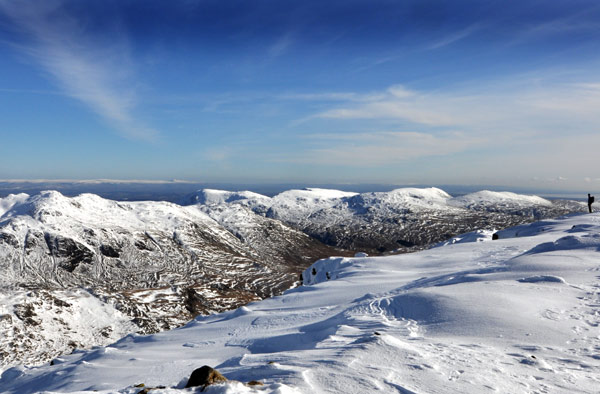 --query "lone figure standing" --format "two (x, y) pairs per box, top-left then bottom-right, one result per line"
(588, 193), (595, 213)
